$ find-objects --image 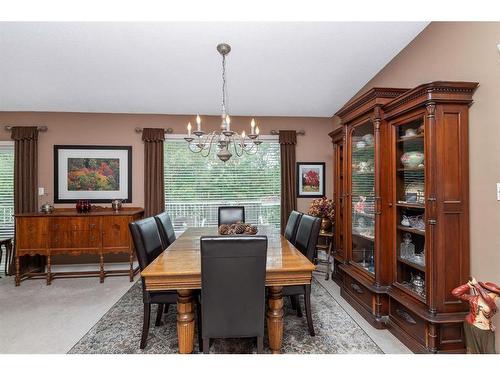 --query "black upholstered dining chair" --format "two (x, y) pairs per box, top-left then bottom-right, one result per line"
(129, 217), (201, 349)
(282, 214), (321, 336)
(284, 210), (303, 244)
(154, 212), (176, 249)
(200, 235), (267, 354)
(218, 206), (245, 226)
